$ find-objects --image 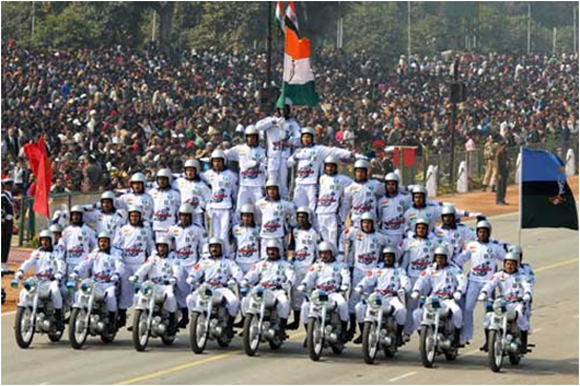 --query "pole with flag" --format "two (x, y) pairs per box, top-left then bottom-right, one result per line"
(23, 135), (52, 218)
(519, 147), (579, 243)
